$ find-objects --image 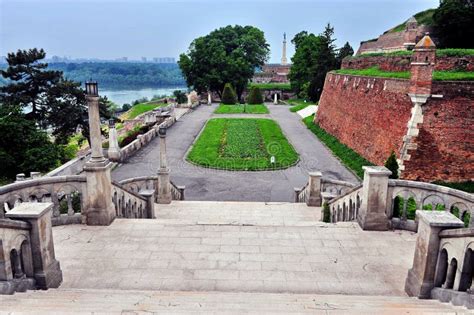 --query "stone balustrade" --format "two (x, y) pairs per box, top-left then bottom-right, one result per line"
(111, 182), (151, 219)
(118, 176), (185, 202)
(328, 185), (363, 223)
